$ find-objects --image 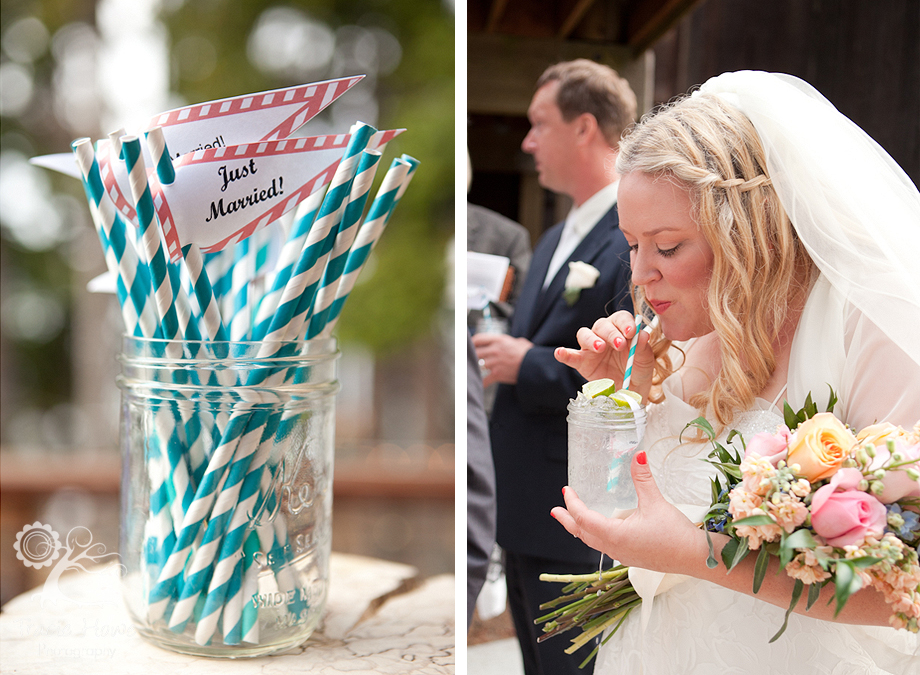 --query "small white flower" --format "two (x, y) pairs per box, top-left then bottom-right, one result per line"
(563, 261), (600, 306)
